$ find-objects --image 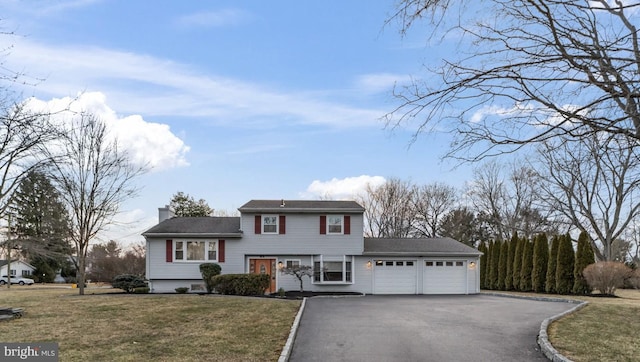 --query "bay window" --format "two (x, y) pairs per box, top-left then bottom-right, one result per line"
(313, 255), (353, 284)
